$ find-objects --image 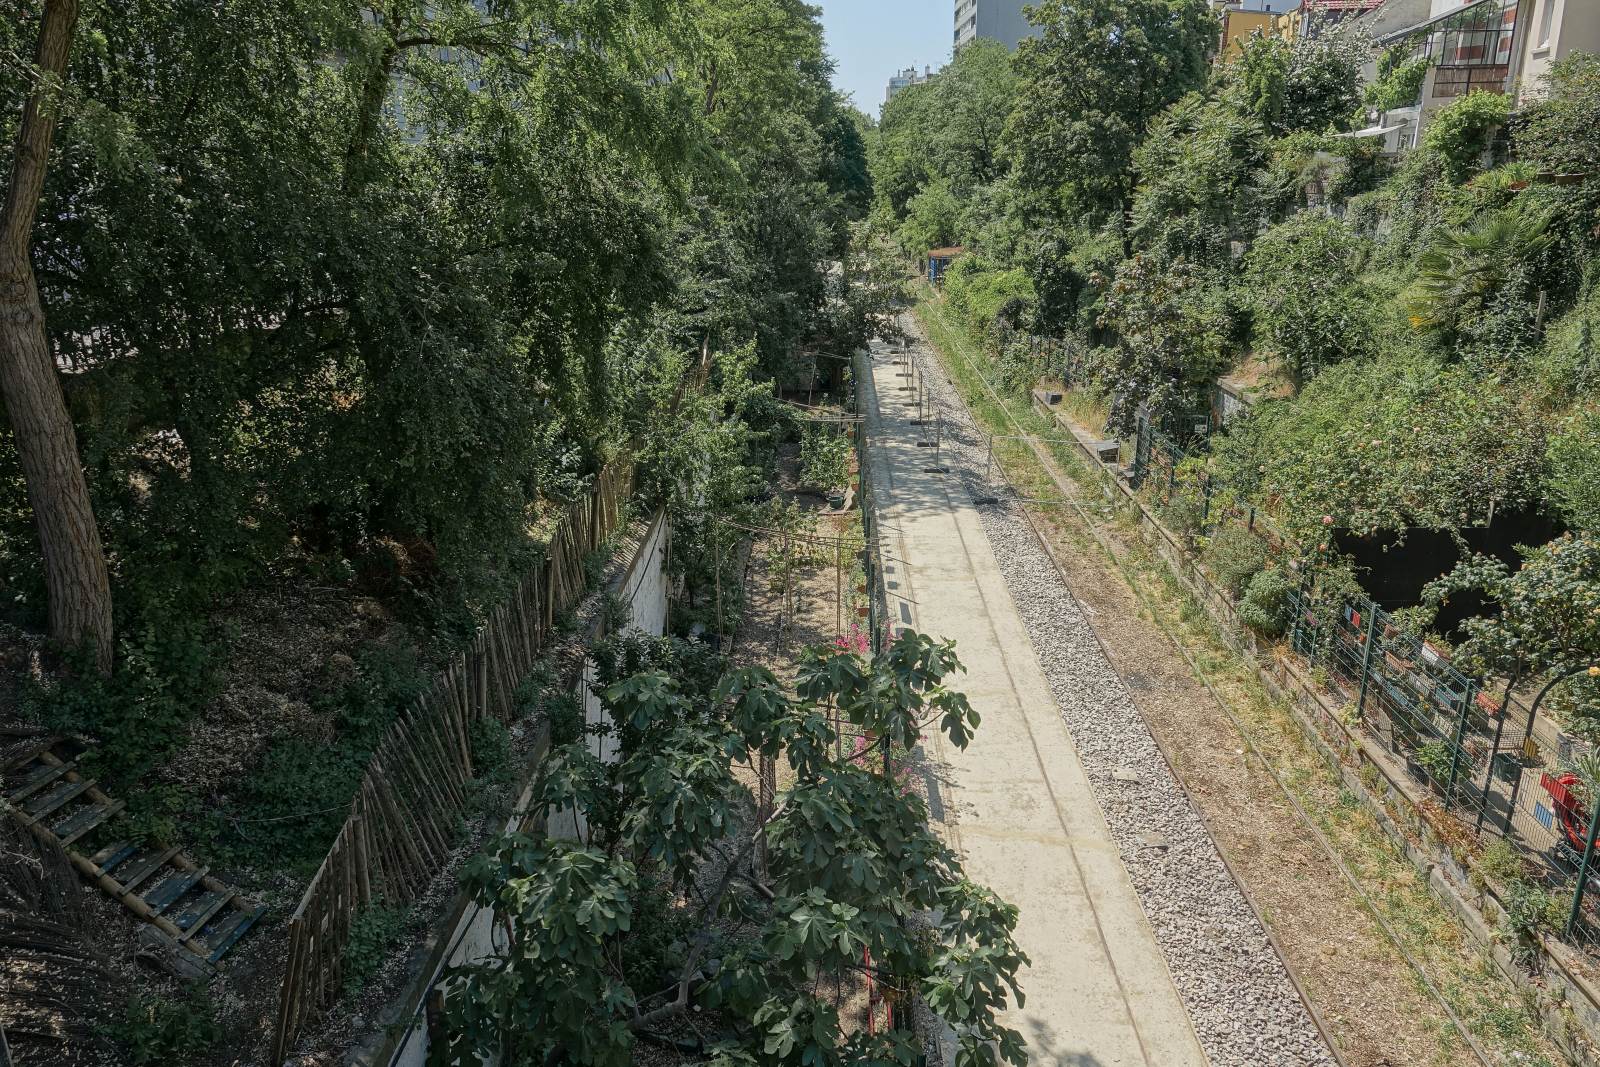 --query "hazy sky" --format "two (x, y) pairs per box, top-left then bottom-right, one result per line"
(817, 1), (954, 116)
